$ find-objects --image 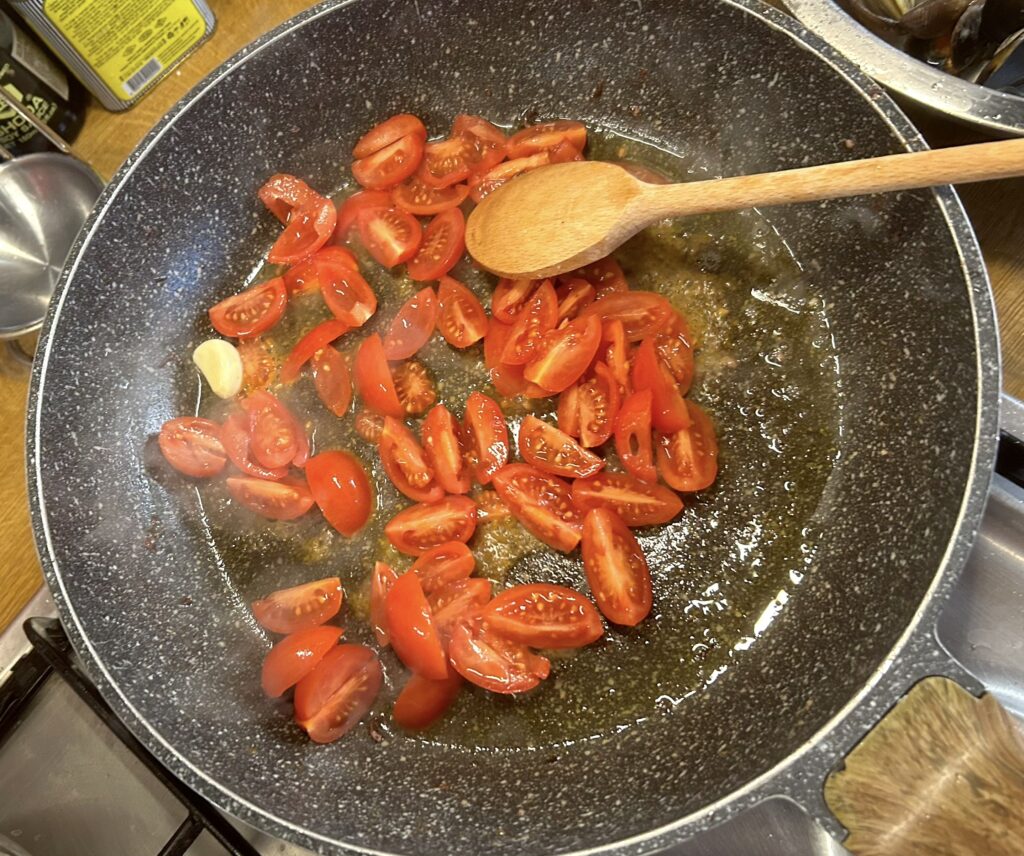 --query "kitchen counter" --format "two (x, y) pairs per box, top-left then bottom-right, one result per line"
(0, 0), (1021, 636)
